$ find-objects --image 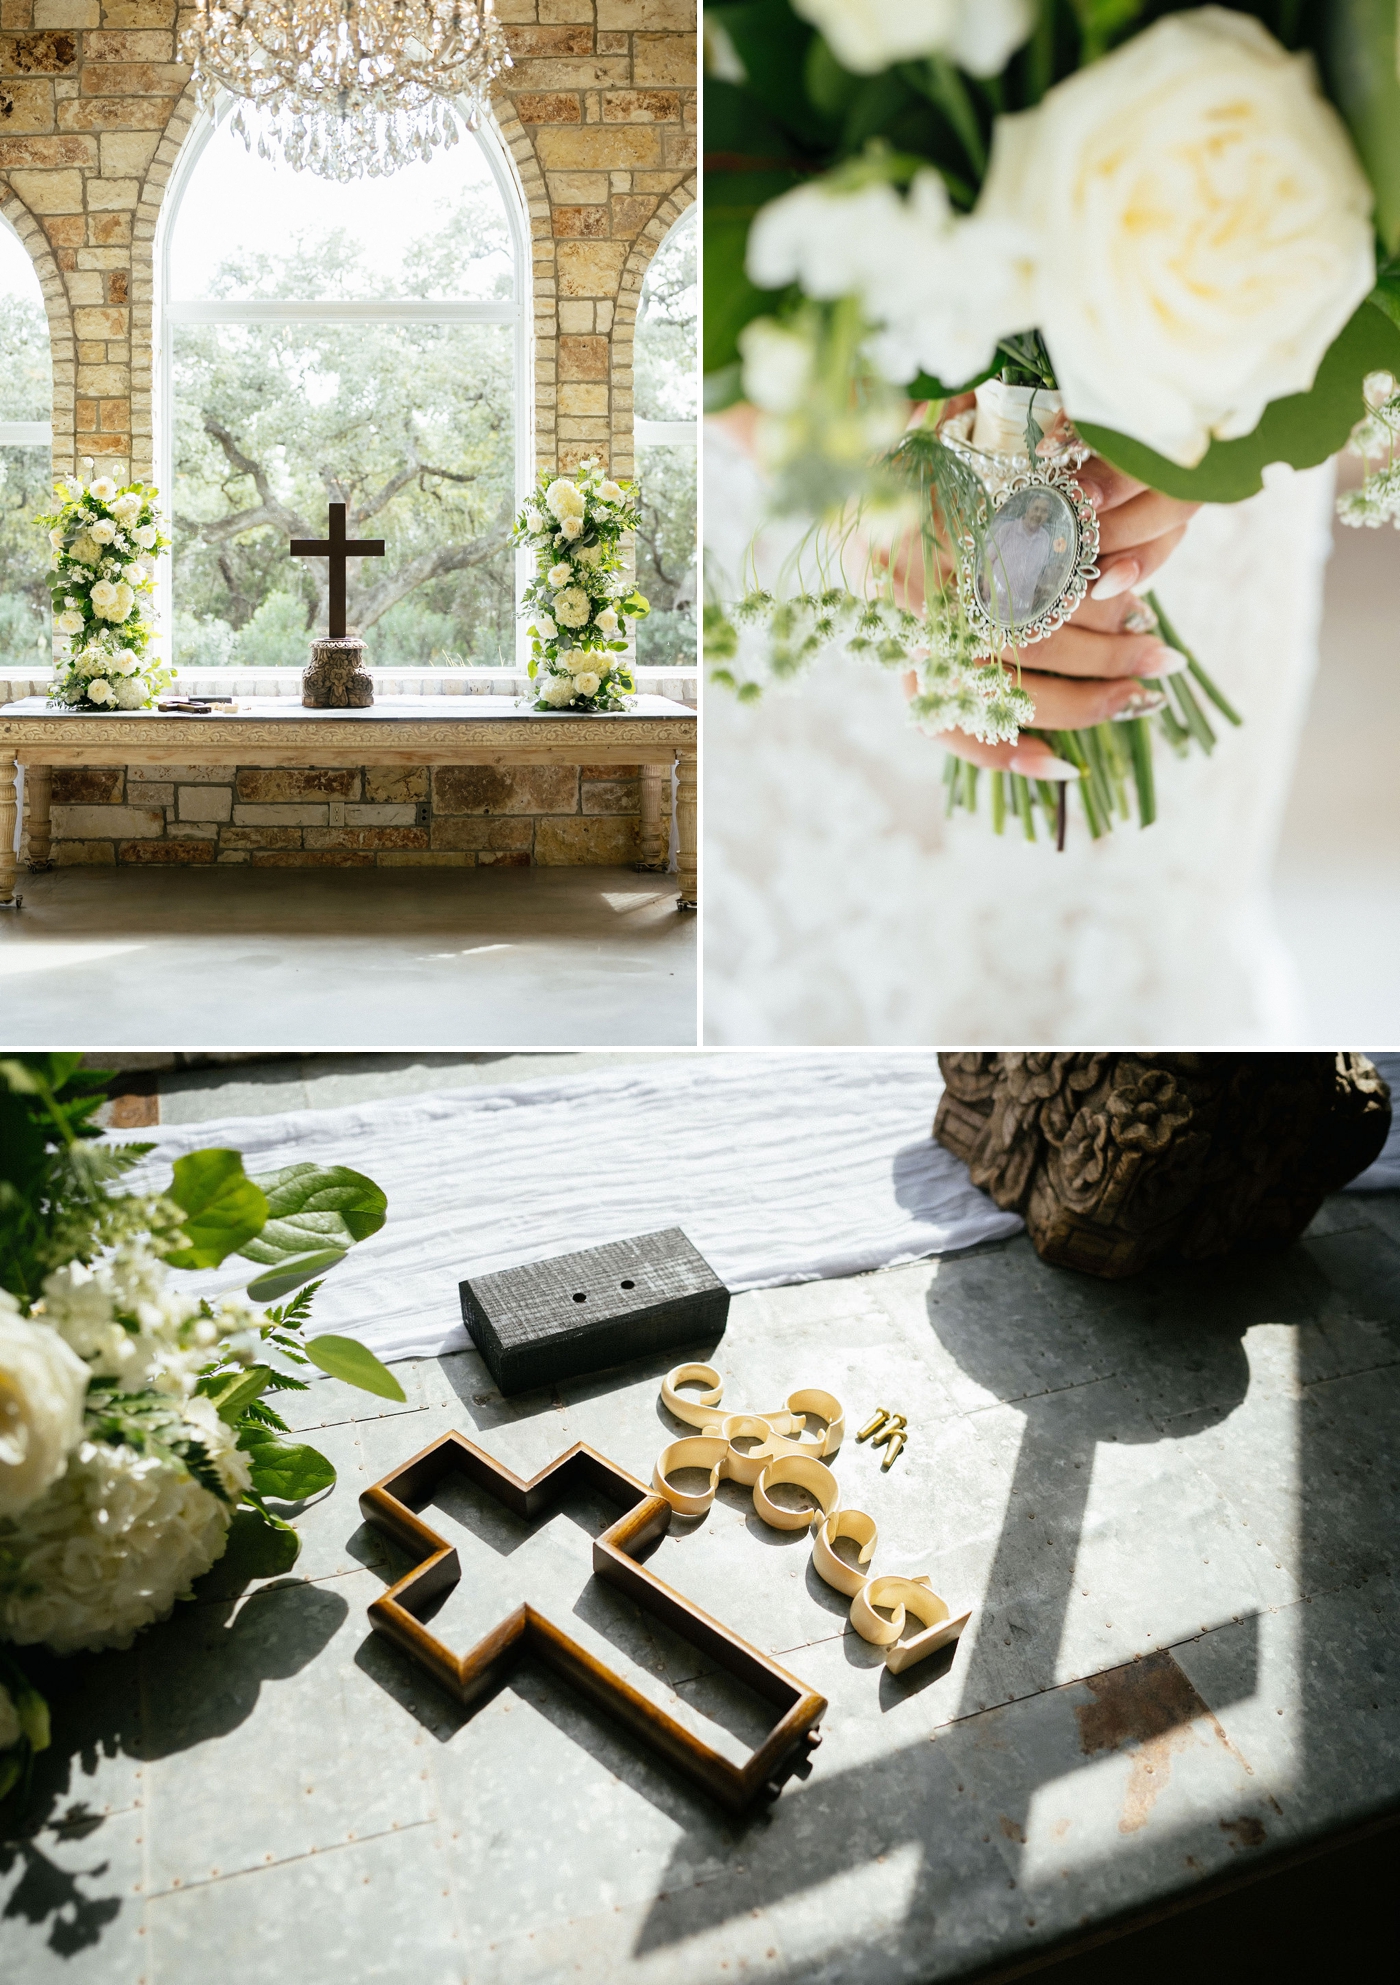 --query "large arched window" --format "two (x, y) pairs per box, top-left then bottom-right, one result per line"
(633, 207), (697, 668)
(158, 103), (529, 670)
(0, 216), (53, 670)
